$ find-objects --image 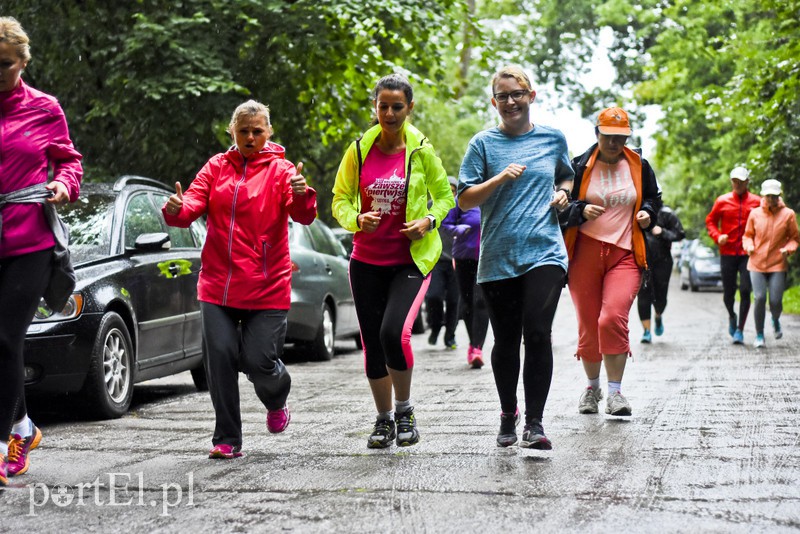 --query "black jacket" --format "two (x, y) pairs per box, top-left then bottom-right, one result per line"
(645, 206), (685, 265)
